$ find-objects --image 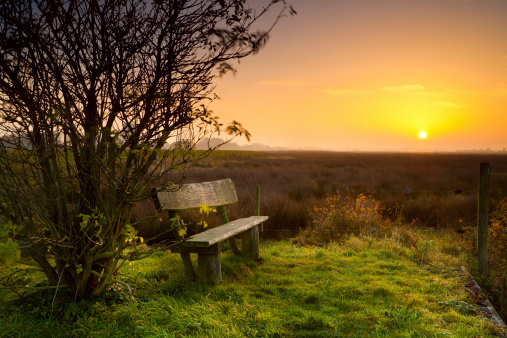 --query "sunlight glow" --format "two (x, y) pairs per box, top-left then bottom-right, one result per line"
(213, 0), (507, 151)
